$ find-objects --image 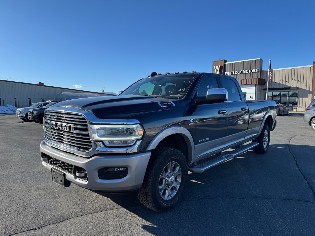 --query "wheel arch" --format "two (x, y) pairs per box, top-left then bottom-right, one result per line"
(309, 116), (315, 126)
(147, 127), (194, 164)
(259, 110), (276, 133)
(264, 115), (274, 130)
